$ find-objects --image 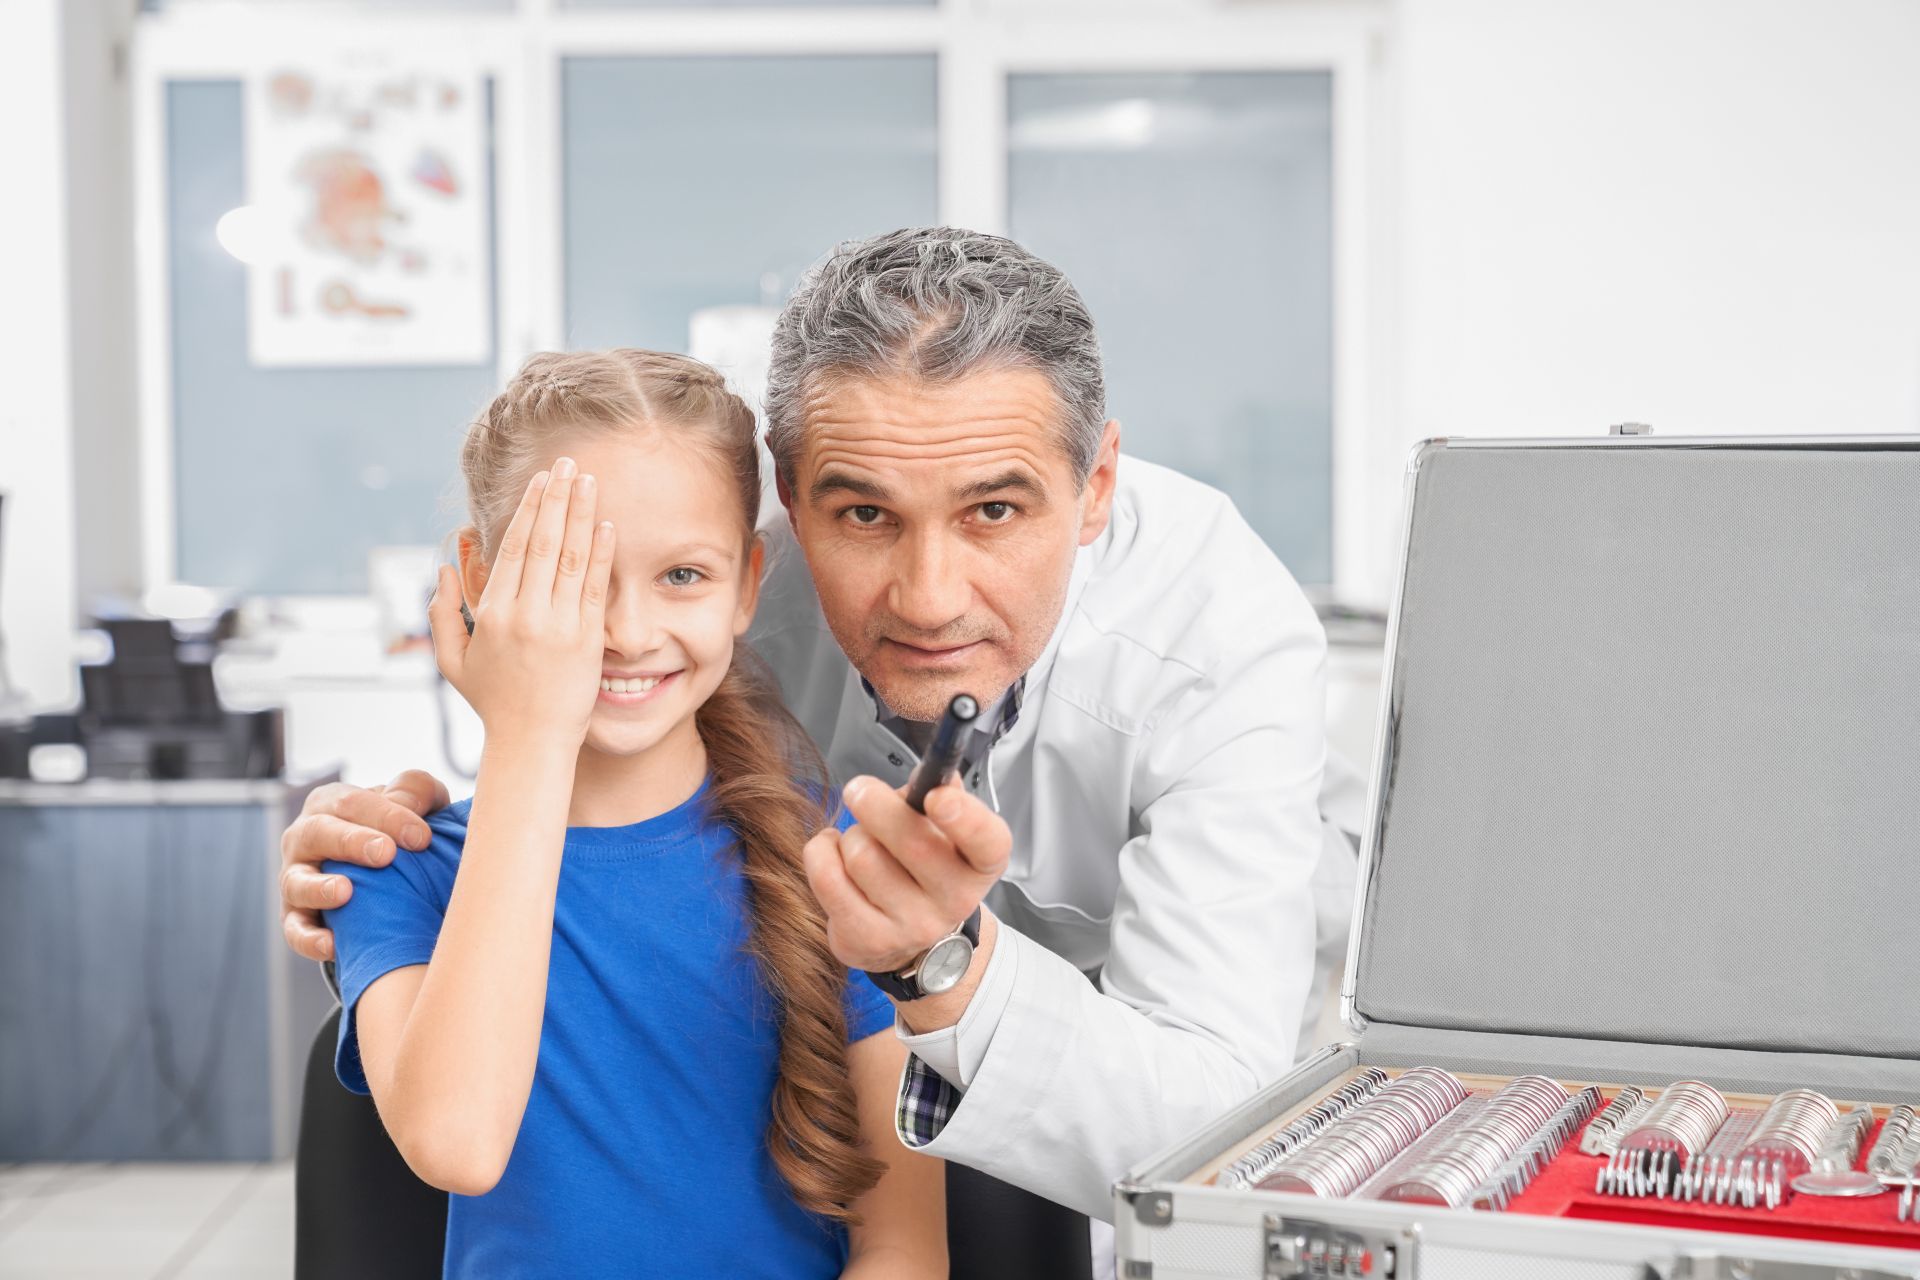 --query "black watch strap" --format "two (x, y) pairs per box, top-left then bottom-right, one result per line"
(863, 906), (982, 1002)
